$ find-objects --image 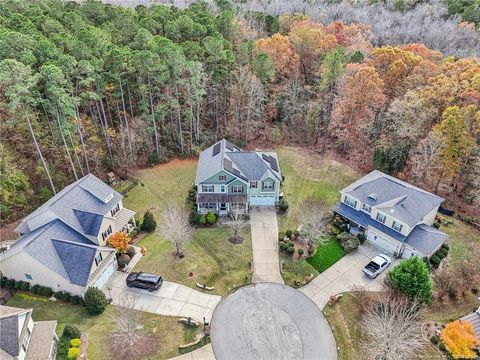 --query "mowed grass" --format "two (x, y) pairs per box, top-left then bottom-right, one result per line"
(7, 292), (196, 360)
(276, 148), (356, 284)
(306, 237), (345, 273)
(125, 159), (252, 296)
